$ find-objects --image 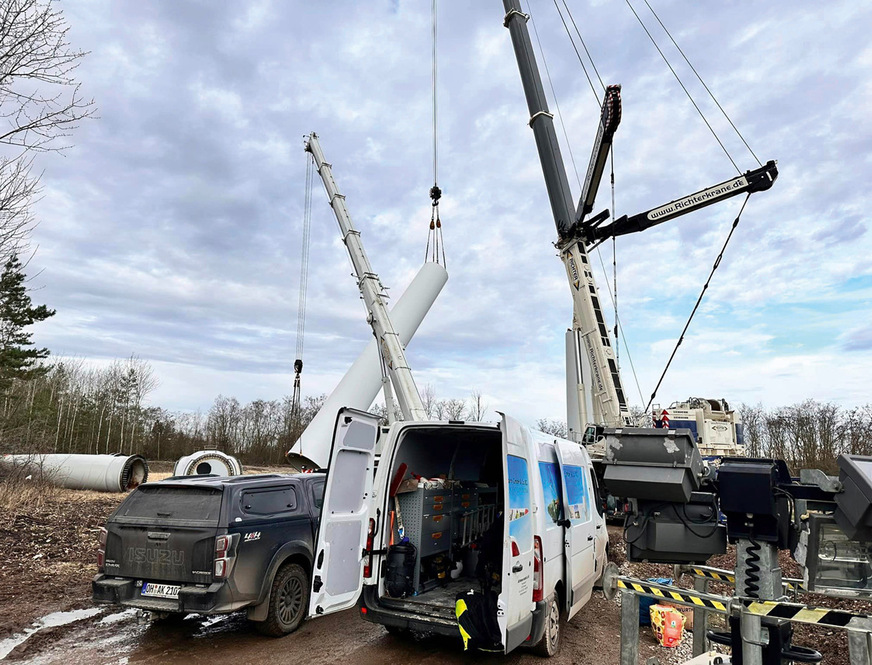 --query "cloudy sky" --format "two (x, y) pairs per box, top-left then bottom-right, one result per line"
(25, 0), (872, 426)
